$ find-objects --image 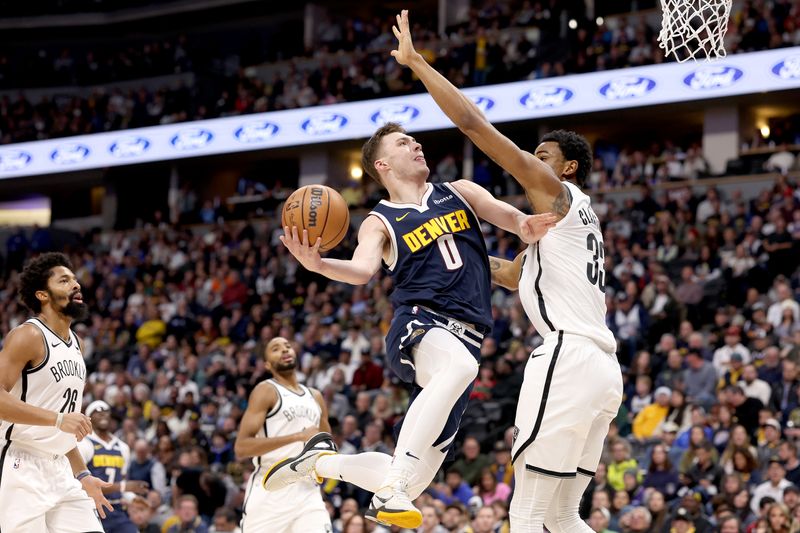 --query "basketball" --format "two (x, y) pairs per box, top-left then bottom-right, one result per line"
(281, 185), (350, 252)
